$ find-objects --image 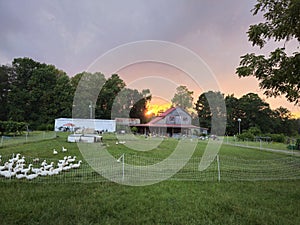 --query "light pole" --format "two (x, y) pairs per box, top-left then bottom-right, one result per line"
(89, 101), (93, 119)
(237, 118), (241, 135)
